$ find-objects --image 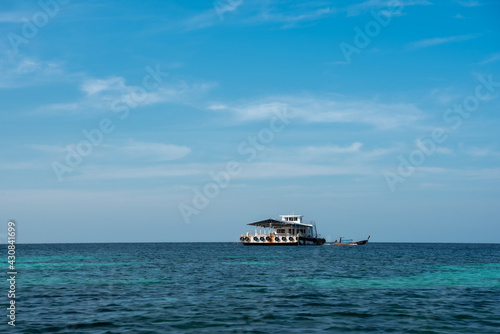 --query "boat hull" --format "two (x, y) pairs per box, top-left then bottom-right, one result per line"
(241, 237), (325, 246)
(242, 242), (299, 246)
(333, 236), (370, 246)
